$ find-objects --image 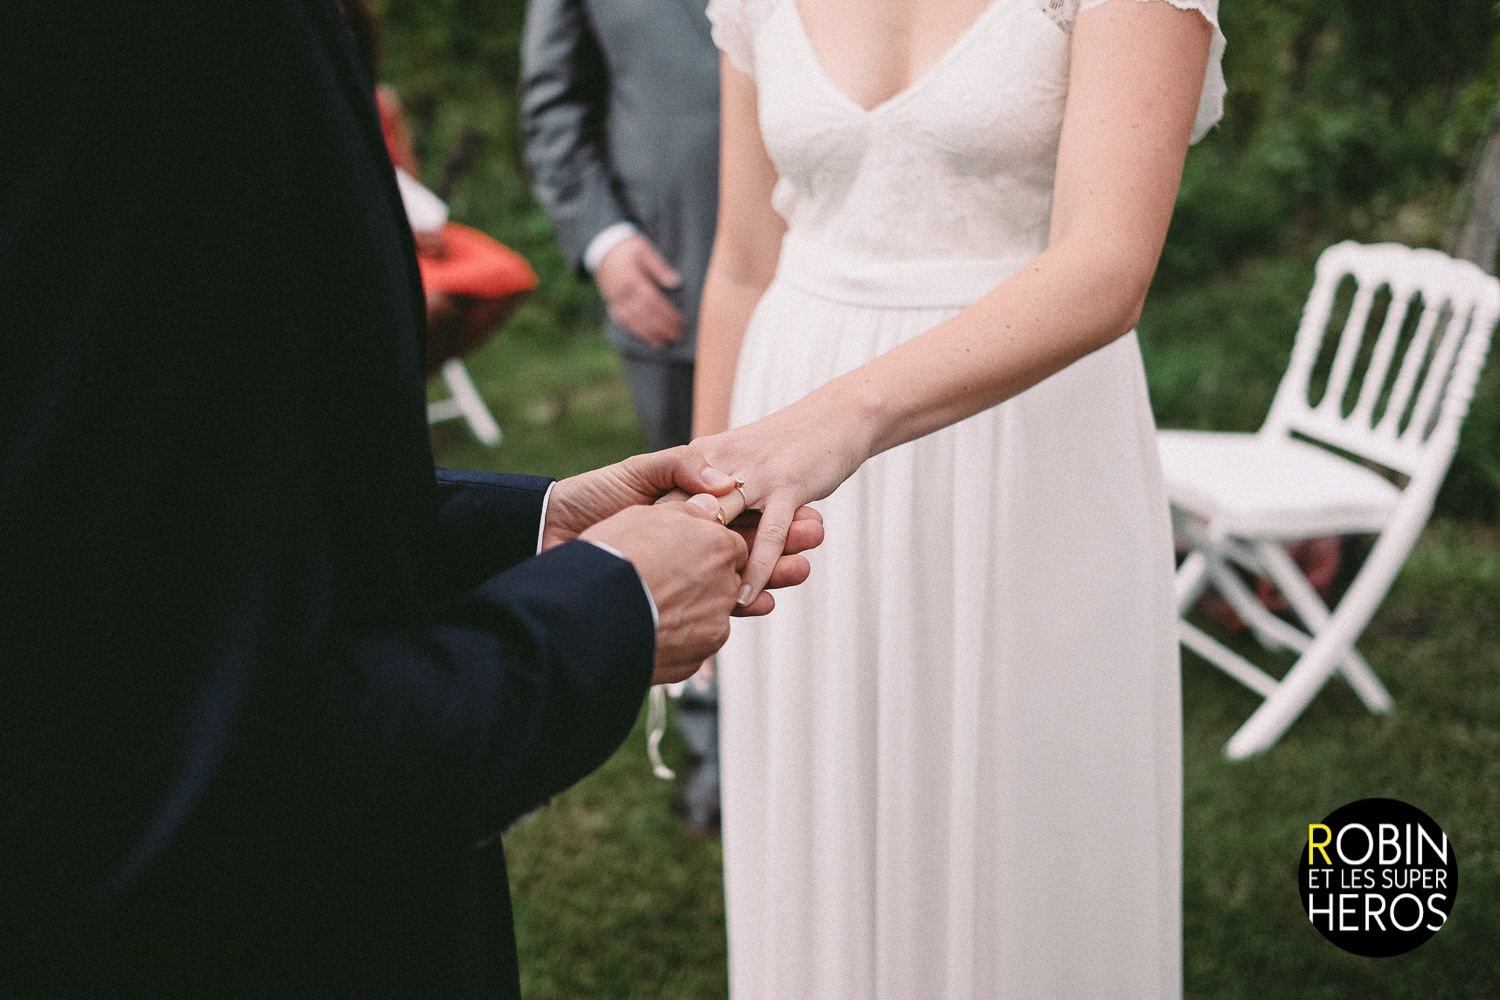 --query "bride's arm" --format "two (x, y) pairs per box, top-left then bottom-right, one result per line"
(839, 0), (1211, 453)
(692, 54), (787, 440)
(697, 0), (1213, 601)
